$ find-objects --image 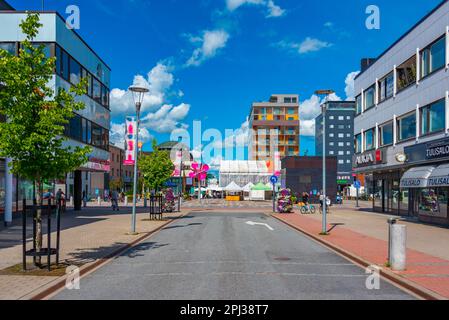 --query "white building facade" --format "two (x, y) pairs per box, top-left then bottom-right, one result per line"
(353, 0), (449, 226)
